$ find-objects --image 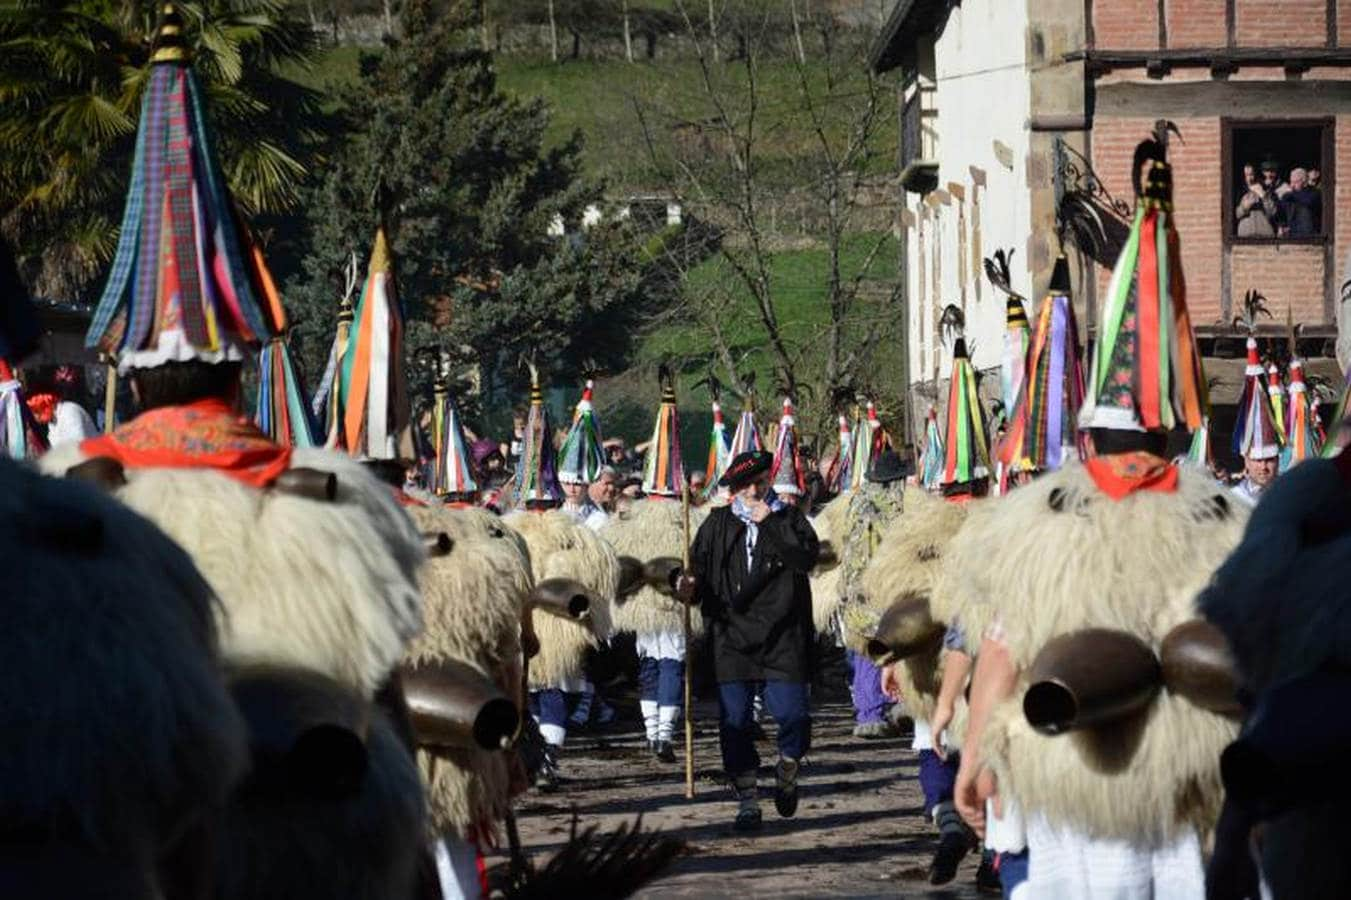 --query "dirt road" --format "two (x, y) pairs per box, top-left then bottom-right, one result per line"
(502, 698), (988, 899)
